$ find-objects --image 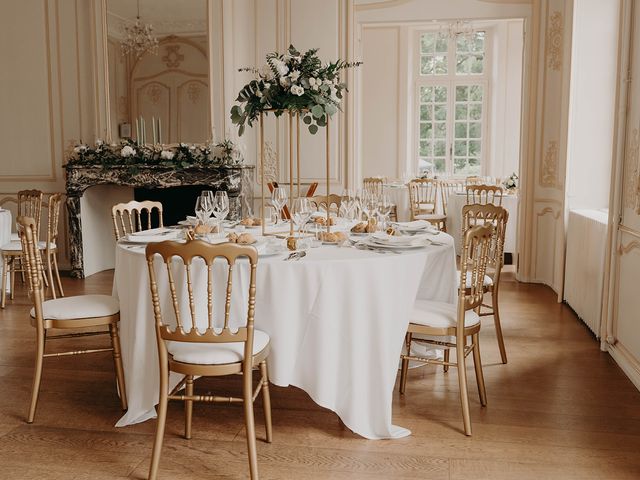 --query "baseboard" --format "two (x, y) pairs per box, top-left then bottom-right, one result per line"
(607, 343), (640, 392)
